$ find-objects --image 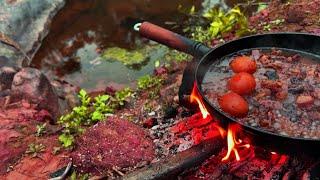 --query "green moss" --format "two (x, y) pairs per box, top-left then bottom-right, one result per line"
(164, 49), (191, 62)
(101, 44), (191, 69)
(101, 47), (146, 66)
